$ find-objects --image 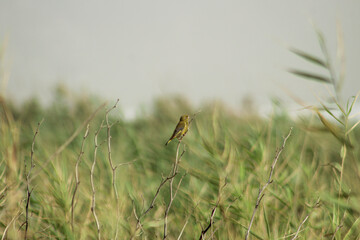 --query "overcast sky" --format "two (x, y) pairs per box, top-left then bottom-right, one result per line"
(0, 1), (359, 116)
